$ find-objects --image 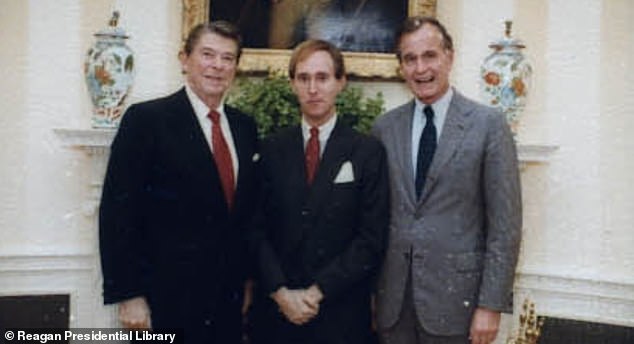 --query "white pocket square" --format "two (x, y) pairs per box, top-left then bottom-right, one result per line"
(252, 153), (260, 162)
(334, 161), (354, 183)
